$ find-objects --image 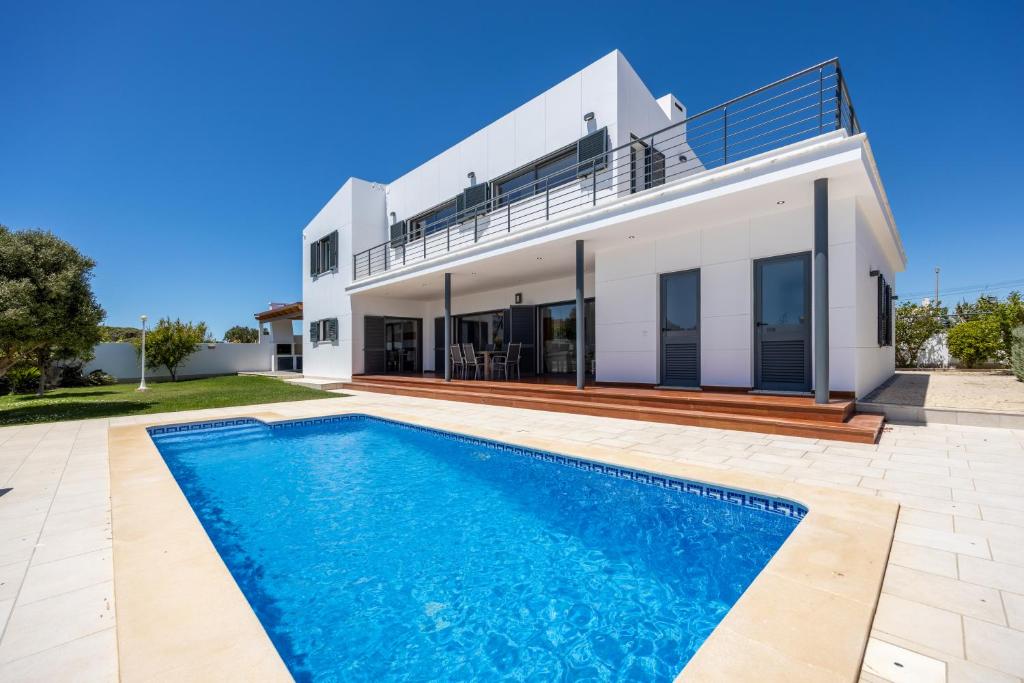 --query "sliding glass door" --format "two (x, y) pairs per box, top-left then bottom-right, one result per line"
(538, 300), (595, 375)
(384, 319), (420, 373)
